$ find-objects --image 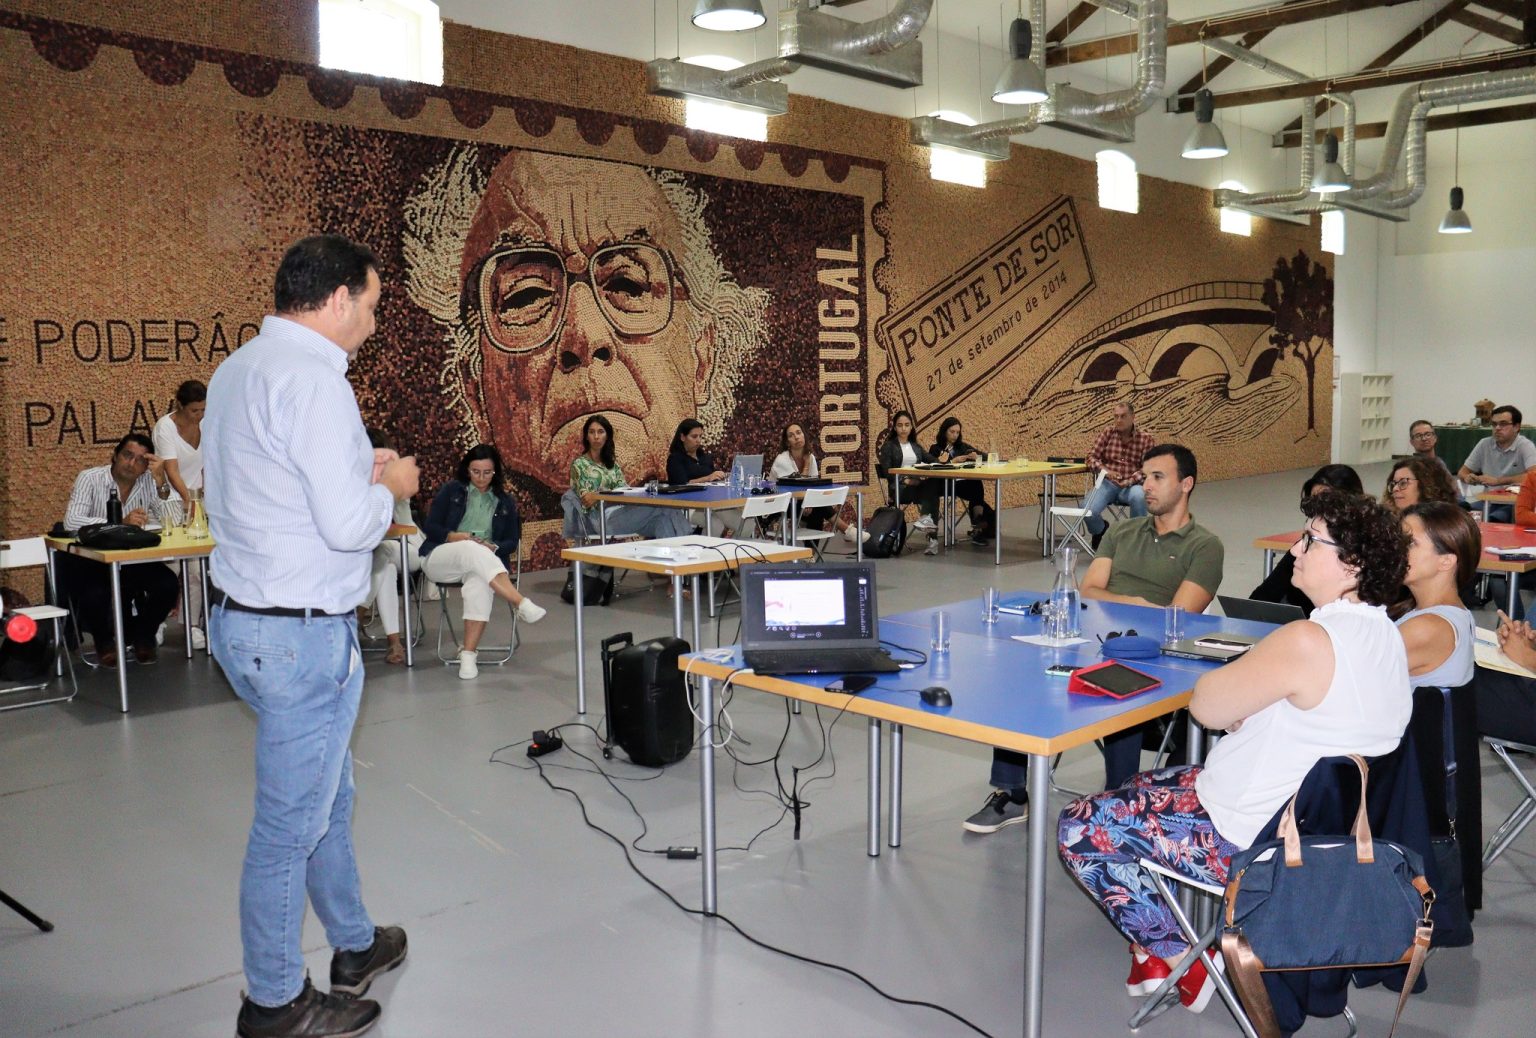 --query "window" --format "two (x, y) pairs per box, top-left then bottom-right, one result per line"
(318, 0), (443, 85)
(1217, 180), (1252, 236)
(1320, 210), (1345, 255)
(1096, 149), (1138, 213)
(926, 110), (986, 189)
(681, 56), (769, 141)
